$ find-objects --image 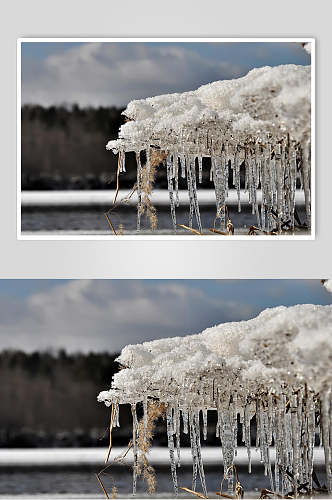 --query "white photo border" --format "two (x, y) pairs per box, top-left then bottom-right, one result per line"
(17, 37), (316, 241)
